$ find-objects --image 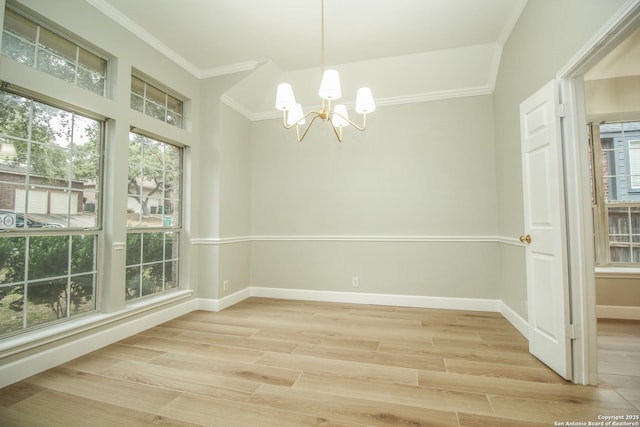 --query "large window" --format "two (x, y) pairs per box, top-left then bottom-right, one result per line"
(592, 122), (640, 265)
(1, 8), (108, 96)
(126, 132), (181, 300)
(130, 75), (183, 128)
(0, 90), (102, 337)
